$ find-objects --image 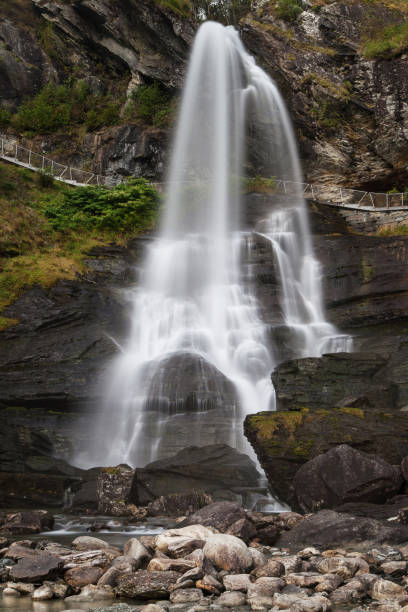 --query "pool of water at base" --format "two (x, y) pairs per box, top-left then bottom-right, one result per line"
(24, 514), (169, 549)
